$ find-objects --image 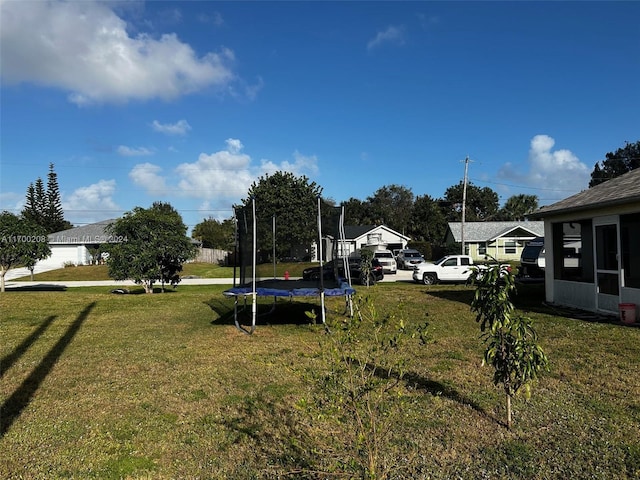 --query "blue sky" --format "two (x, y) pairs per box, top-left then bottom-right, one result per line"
(1, 1), (639, 232)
